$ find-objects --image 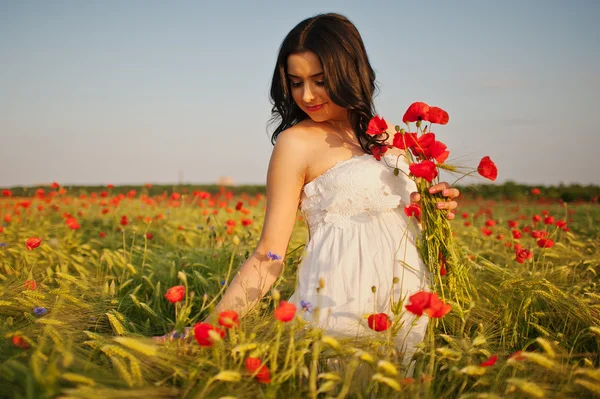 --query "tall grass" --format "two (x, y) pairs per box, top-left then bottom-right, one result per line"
(1, 192), (600, 398)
